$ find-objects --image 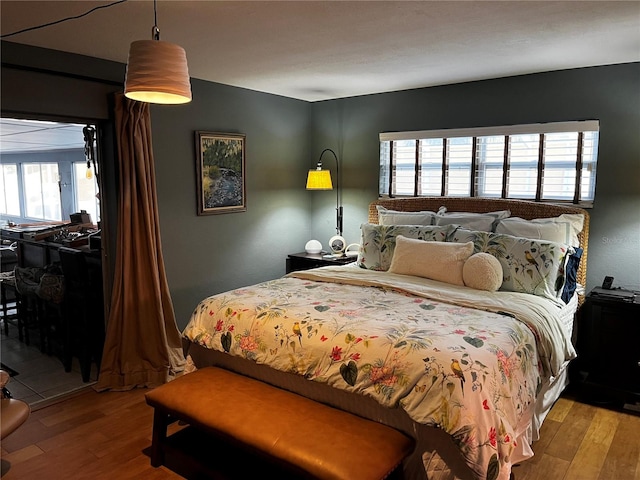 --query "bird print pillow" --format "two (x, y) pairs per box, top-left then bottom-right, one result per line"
(447, 228), (574, 303)
(357, 223), (454, 271)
